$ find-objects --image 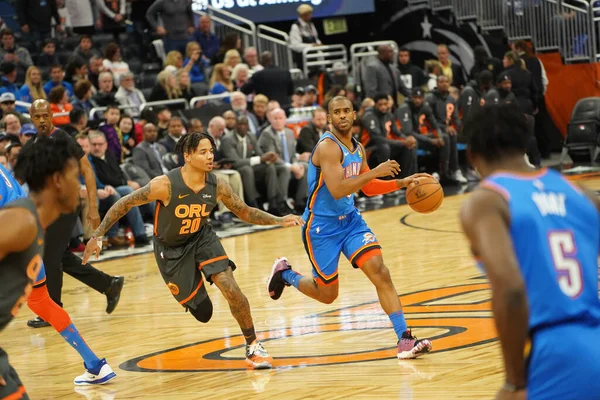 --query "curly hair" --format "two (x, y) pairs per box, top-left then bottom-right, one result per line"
(175, 131), (216, 156)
